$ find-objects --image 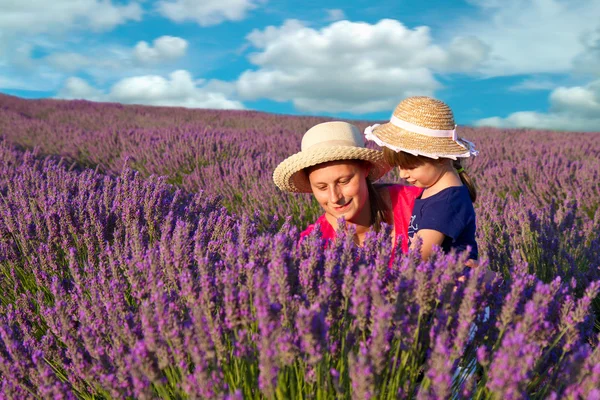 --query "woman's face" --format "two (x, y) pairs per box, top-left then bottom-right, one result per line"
(307, 160), (371, 227)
